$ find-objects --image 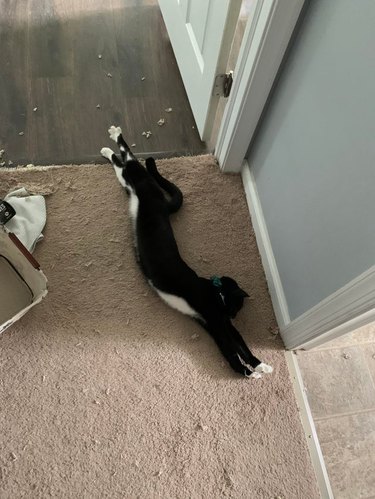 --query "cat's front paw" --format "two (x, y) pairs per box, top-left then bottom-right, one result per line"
(108, 125), (122, 142)
(255, 362), (273, 374)
(101, 147), (114, 160)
